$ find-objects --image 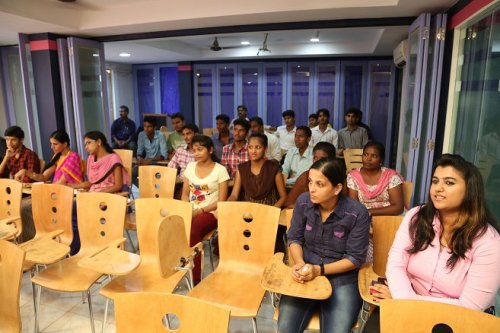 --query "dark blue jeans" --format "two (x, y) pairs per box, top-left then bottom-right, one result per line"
(278, 280), (361, 333)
